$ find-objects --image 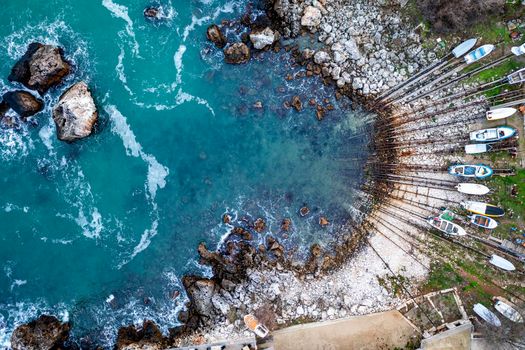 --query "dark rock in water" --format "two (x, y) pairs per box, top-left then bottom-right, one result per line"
(291, 96), (302, 111)
(254, 218), (266, 232)
(299, 206), (310, 216)
(143, 6), (160, 20)
(10, 315), (70, 350)
(8, 43), (71, 95)
(319, 216), (329, 226)
(206, 24), (227, 48)
(116, 320), (167, 350)
(182, 276), (217, 319)
(0, 100), (9, 120)
(2, 90), (44, 119)
(223, 43), (250, 64)
(281, 218), (291, 231)
(52, 81), (98, 142)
